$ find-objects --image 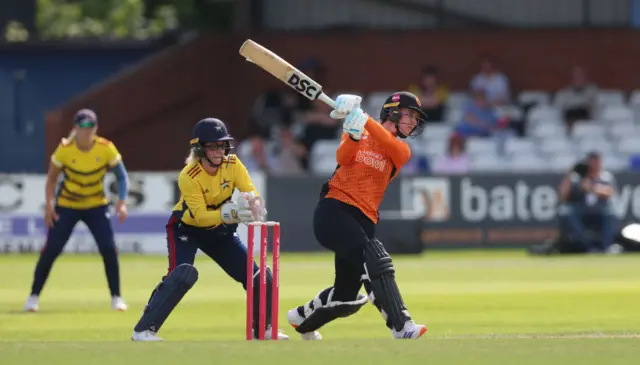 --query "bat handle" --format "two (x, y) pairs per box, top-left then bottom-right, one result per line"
(318, 93), (337, 109)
